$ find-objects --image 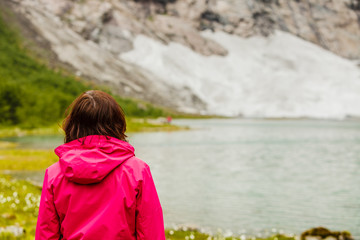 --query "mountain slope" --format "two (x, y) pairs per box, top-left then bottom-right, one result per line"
(0, 4), (169, 128)
(0, 6), (87, 127)
(7, 0), (360, 118)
